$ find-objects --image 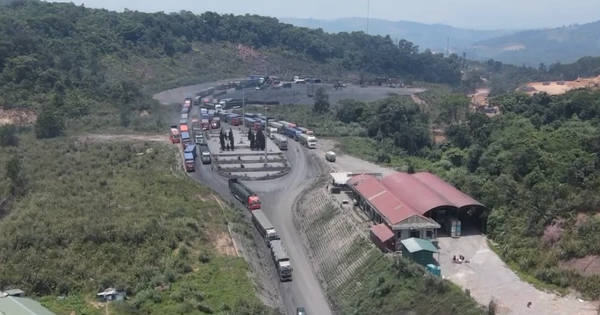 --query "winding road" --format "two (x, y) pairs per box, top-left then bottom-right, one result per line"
(154, 85), (334, 315)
